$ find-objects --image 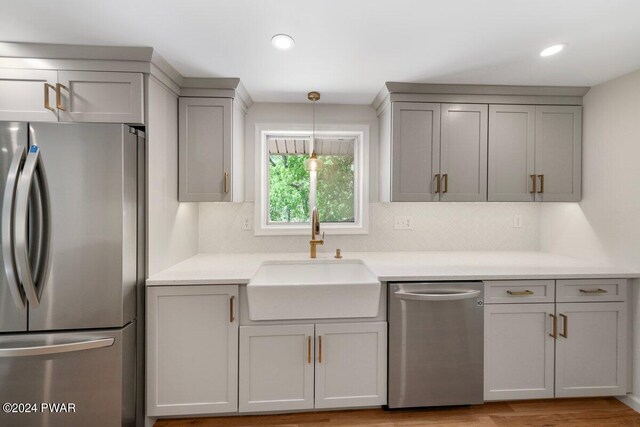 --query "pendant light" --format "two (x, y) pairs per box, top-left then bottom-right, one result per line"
(304, 91), (323, 172)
